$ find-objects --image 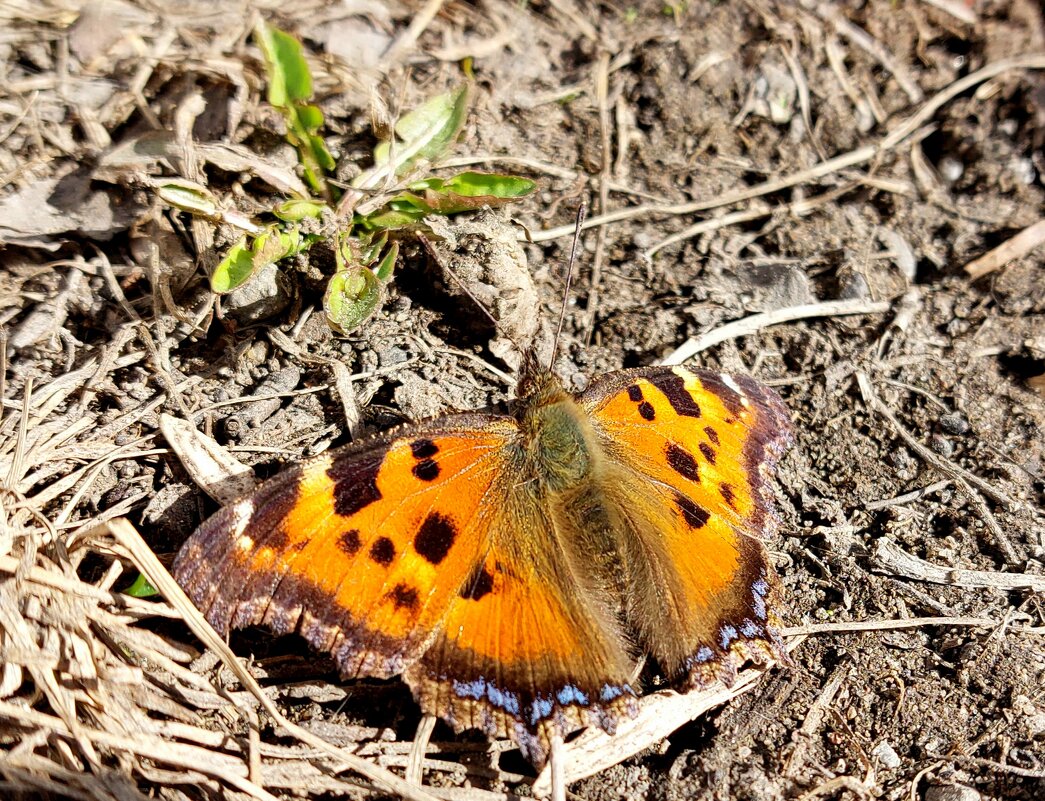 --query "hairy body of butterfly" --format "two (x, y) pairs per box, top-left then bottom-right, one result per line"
(174, 355), (792, 764)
